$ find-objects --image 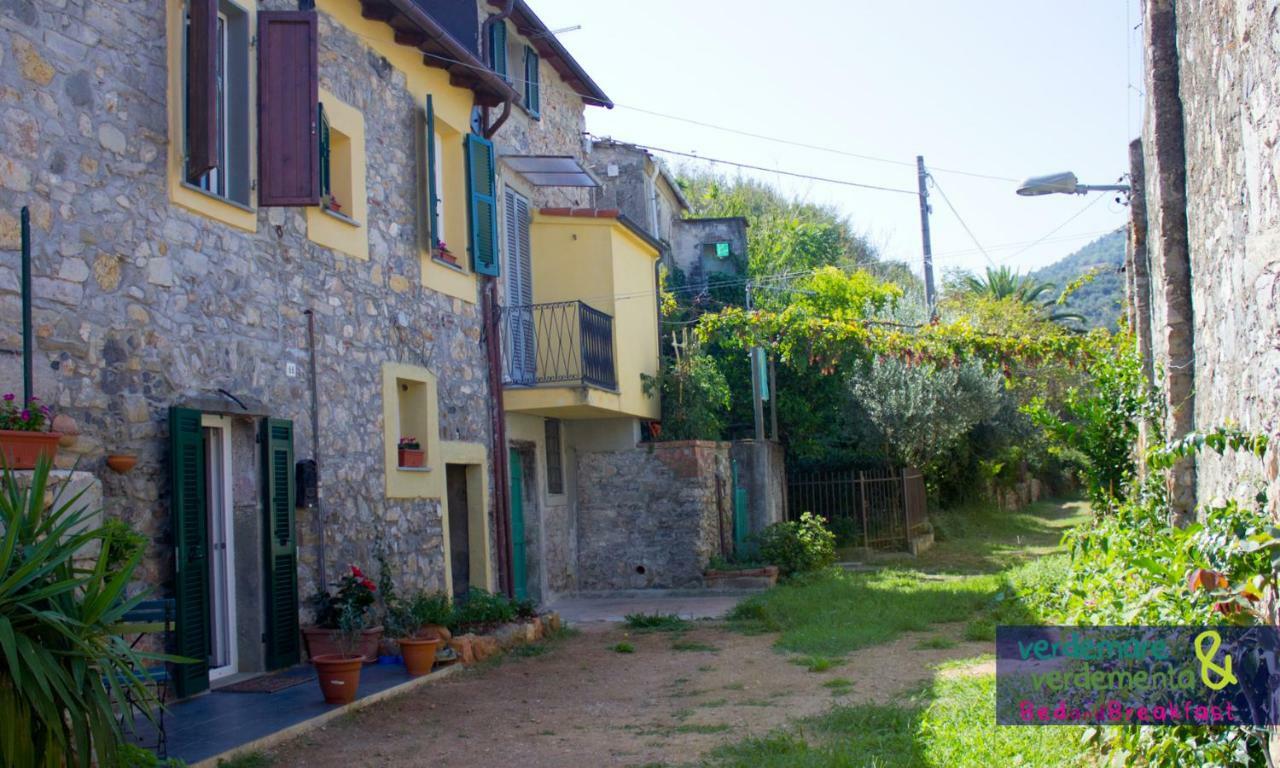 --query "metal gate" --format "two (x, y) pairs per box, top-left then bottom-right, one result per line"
(786, 466), (927, 550)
